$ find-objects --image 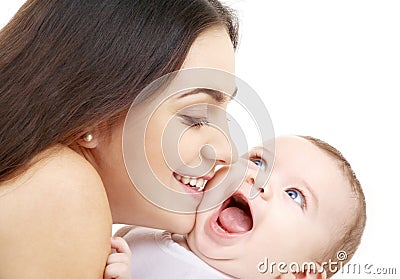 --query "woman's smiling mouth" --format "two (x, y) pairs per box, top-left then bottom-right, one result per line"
(173, 173), (208, 192)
